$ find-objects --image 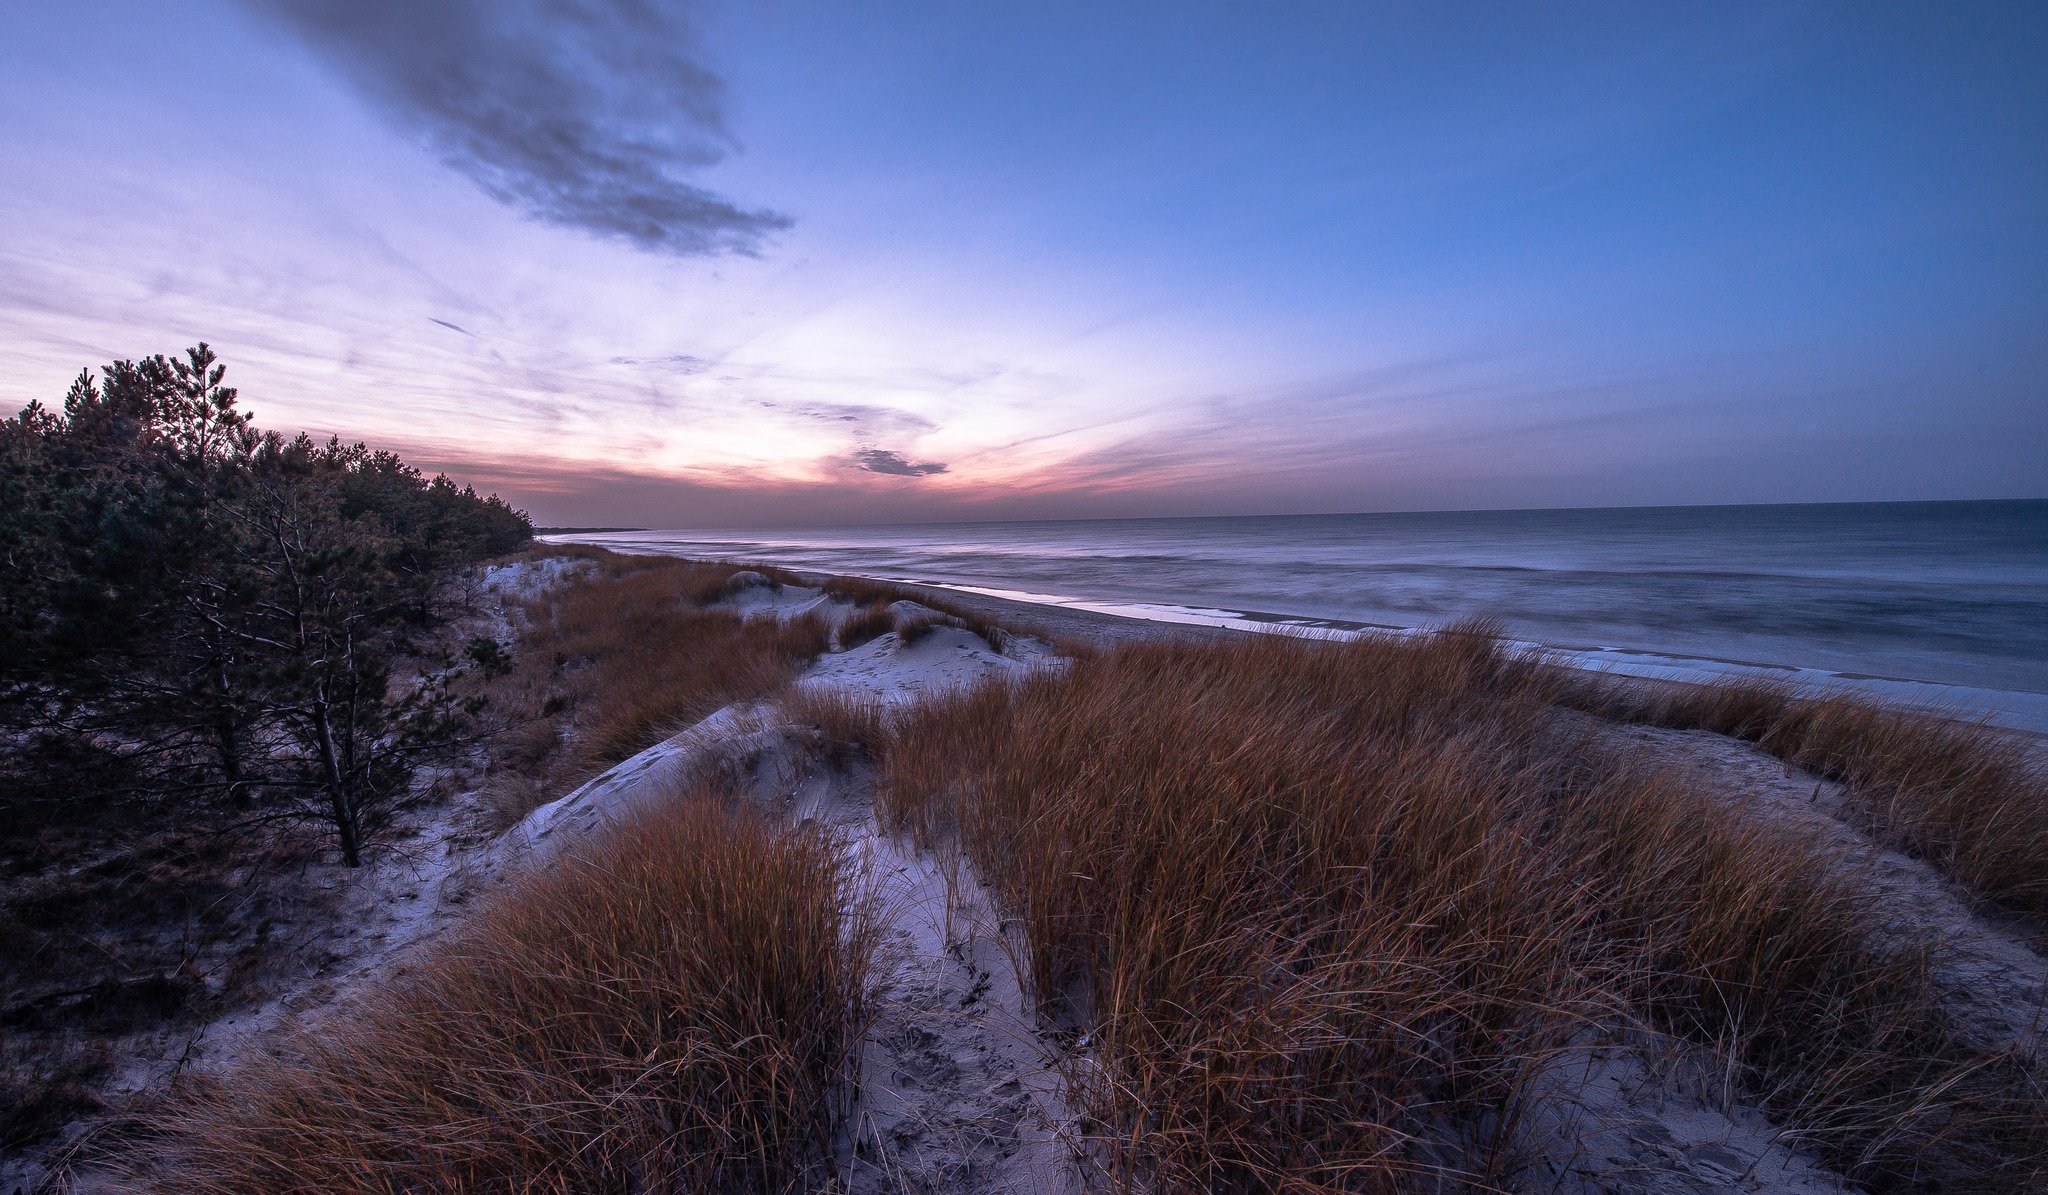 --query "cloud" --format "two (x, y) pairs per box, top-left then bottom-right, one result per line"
(778, 401), (936, 435)
(853, 448), (948, 477)
(428, 317), (471, 334)
(609, 353), (709, 373)
(245, 0), (790, 255)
